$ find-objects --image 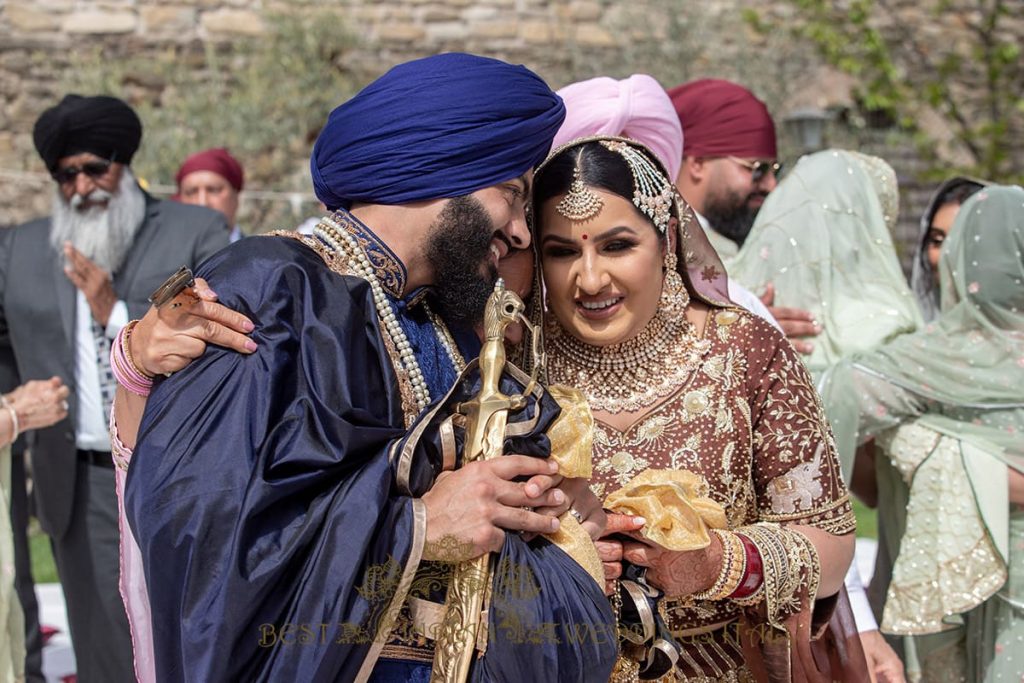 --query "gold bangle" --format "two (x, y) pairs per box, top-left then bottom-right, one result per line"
(691, 529), (745, 601)
(122, 320), (154, 379)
